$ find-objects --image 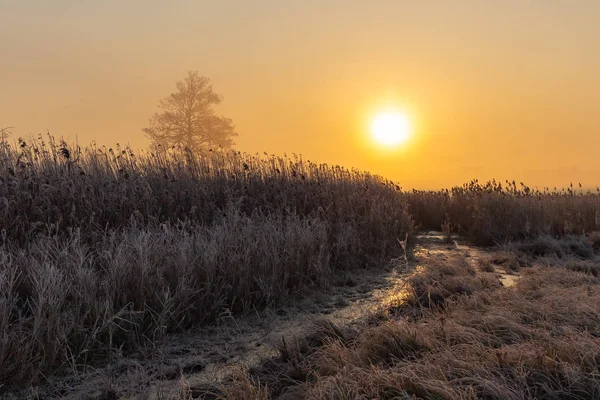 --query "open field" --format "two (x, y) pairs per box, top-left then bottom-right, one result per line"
(1, 138), (600, 398)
